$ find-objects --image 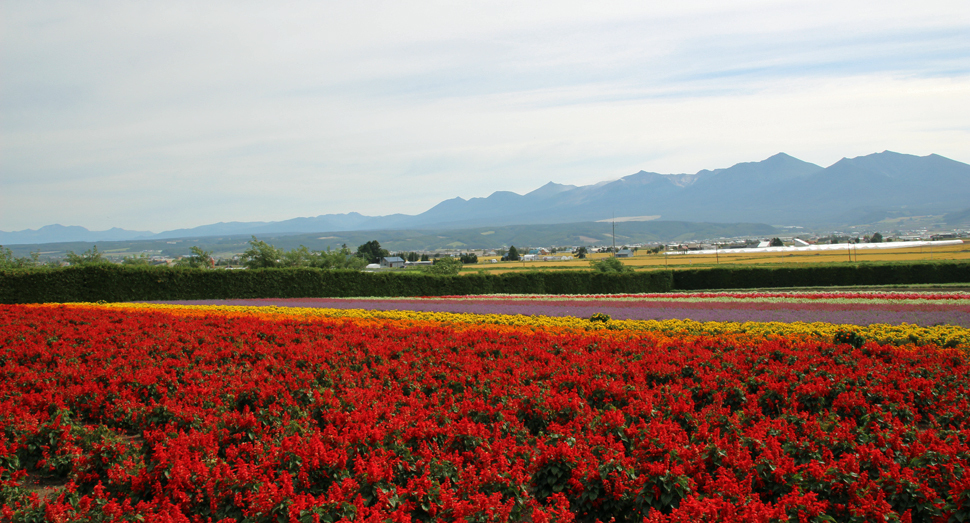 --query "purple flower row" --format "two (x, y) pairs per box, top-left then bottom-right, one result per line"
(147, 297), (970, 327)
